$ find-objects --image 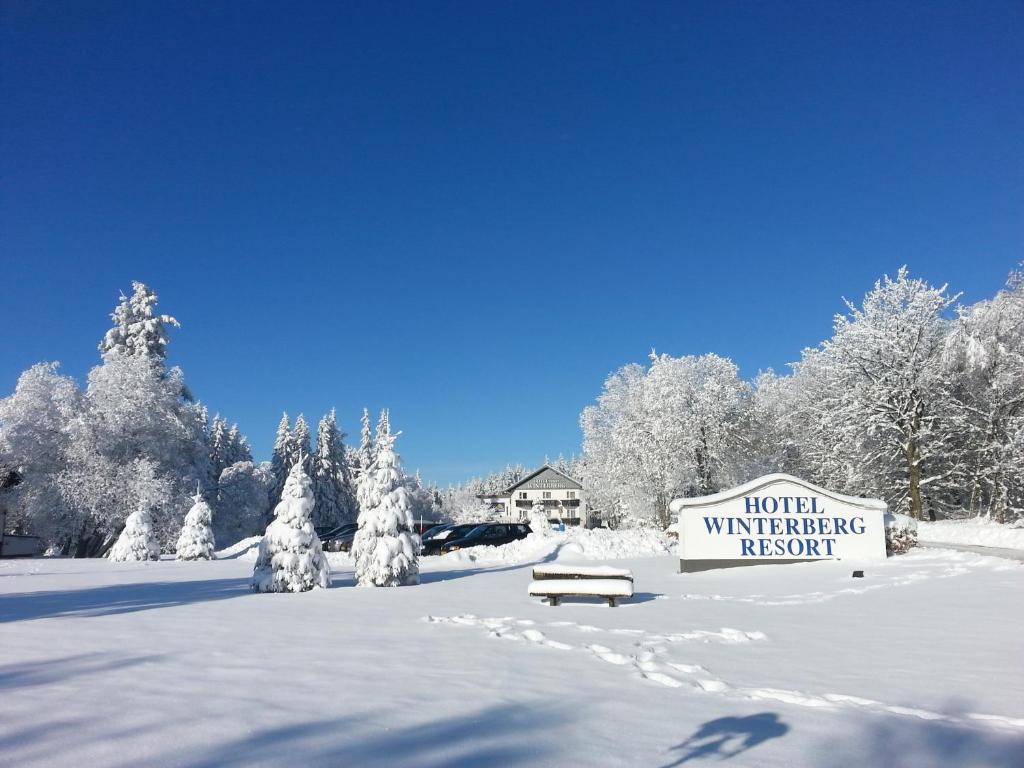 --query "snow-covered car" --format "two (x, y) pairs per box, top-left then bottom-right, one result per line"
(421, 524), (484, 556)
(439, 523), (532, 554)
